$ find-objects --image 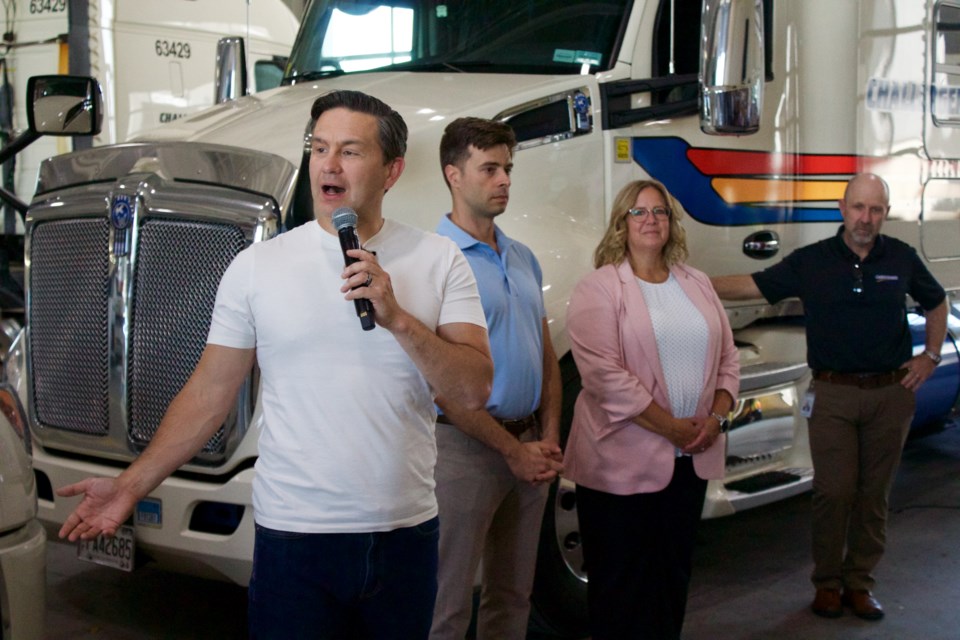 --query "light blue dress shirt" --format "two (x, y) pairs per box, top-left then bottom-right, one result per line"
(436, 214), (545, 418)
